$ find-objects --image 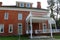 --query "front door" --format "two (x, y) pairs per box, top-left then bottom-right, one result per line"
(18, 23), (22, 35)
(43, 23), (47, 33)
